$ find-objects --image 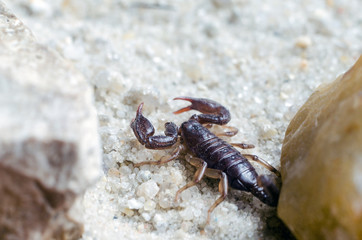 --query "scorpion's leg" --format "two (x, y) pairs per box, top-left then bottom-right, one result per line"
(203, 124), (238, 137)
(175, 157), (228, 227)
(134, 144), (183, 167)
(174, 97), (231, 125)
(215, 126), (239, 137)
(131, 103), (178, 149)
(175, 157), (207, 202)
(243, 154), (281, 177)
(203, 168), (228, 226)
(231, 143), (255, 149)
